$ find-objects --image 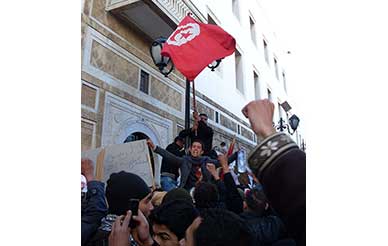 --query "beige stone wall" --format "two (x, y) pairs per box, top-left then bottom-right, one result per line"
(150, 76), (182, 111)
(81, 119), (95, 151)
(81, 83), (97, 109)
(90, 41), (139, 89)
